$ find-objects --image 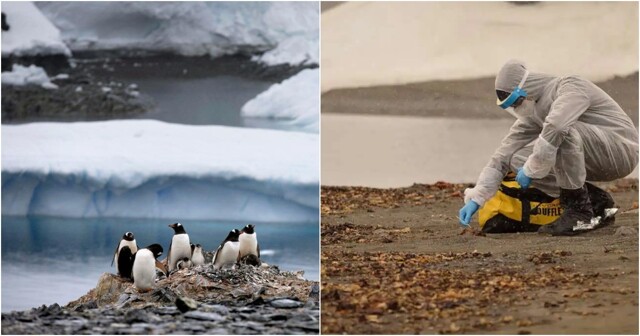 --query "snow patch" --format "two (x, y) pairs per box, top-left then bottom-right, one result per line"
(1, 64), (58, 89)
(1, 2), (71, 57)
(241, 69), (319, 133)
(2, 120), (319, 222)
(36, 2), (318, 66)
